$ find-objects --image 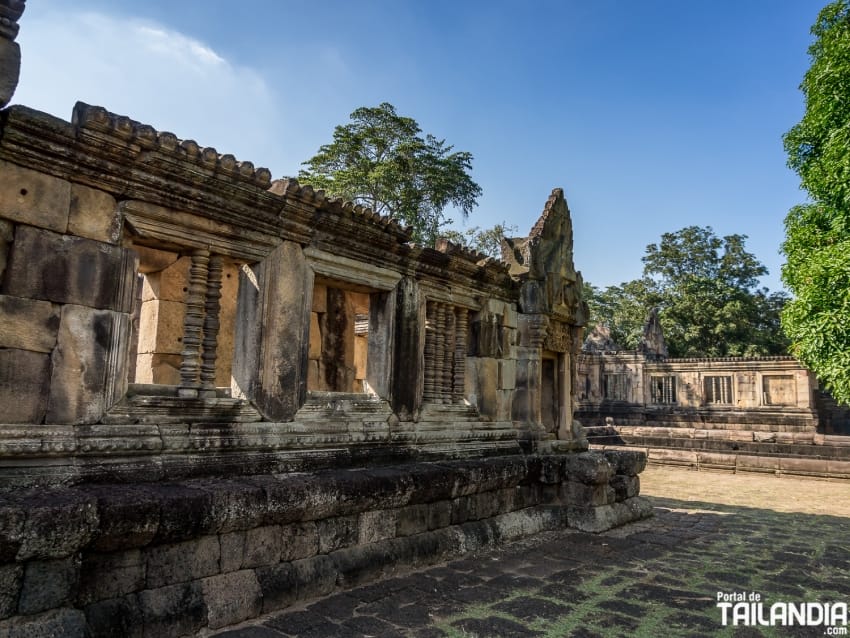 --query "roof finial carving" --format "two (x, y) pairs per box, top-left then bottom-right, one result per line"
(0, 0), (26, 108)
